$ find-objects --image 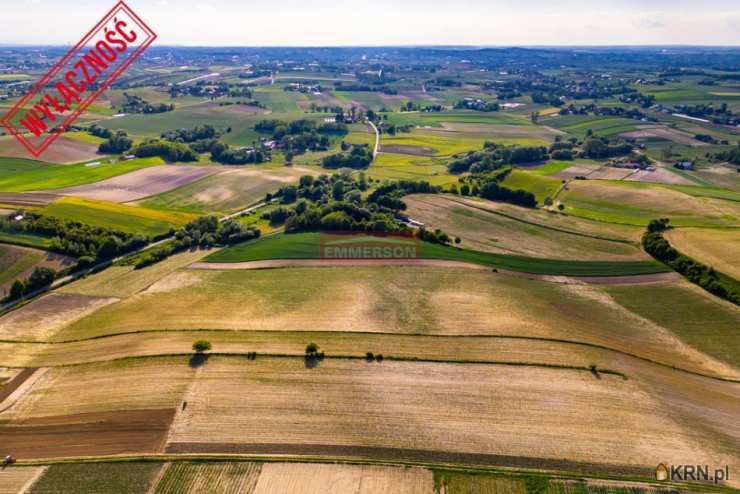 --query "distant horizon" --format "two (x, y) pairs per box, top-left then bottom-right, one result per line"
(2, 0), (738, 46)
(2, 44), (740, 49)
